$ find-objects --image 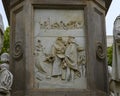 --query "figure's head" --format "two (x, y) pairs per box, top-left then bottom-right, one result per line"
(57, 37), (62, 40)
(56, 37), (63, 43)
(0, 63), (9, 70)
(68, 36), (75, 43)
(1, 53), (9, 63)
